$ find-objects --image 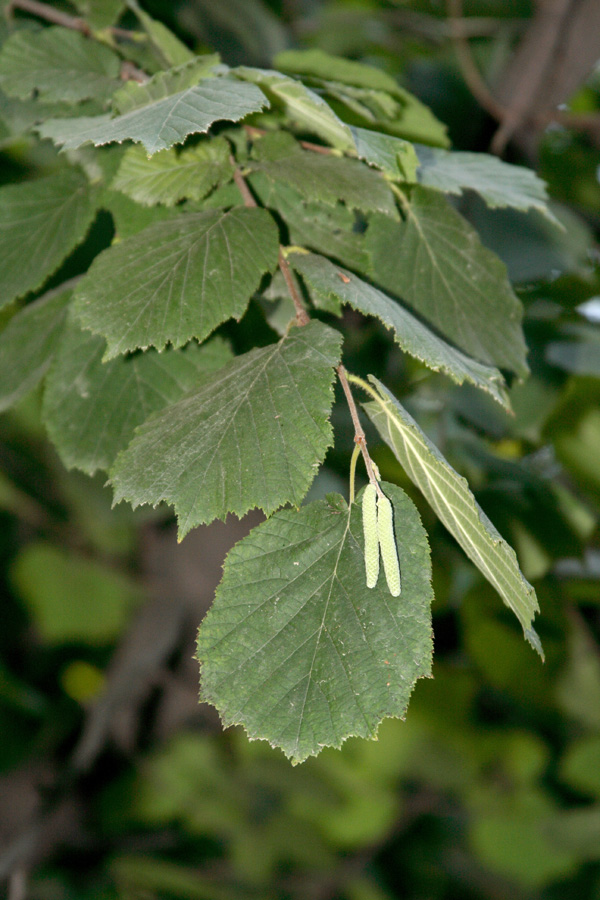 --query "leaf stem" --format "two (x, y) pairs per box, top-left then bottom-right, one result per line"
(231, 157), (310, 326)
(278, 252), (310, 326)
(338, 365), (383, 496)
